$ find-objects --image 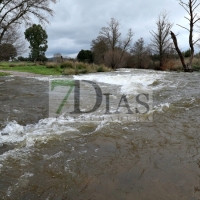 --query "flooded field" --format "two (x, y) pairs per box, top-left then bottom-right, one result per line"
(0, 69), (200, 199)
